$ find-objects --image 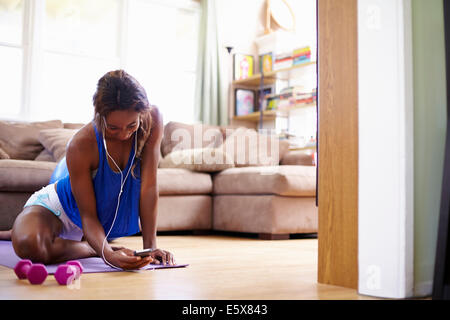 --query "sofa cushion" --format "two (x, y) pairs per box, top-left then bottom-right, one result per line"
(161, 121), (224, 157)
(0, 163), (211, 194)
(213, 165), (316, 196)
(34, 149), (55, 162)
(157, 168), (212, 195)
(0, 146), (10, 159)
(157, 195), (212, 231)
(219, 127), (289, 167)
(213, 195), (318, 234)
(38, 128), (78, 162)
(0, 160), (57, 192)
(0, 120), (63, 160)
(0, 192), (33, 230)
(280, 149), (315, 166)
(63, 123), (85, 129)
(159, 148), (234, 172)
